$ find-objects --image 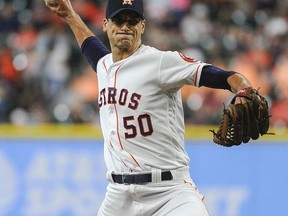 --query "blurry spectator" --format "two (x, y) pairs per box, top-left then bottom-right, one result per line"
(35, 23), (71, 108)
(0, 2), (20, 33)
(169, 0), (191, 25)
(180, 3), (212, 46)
(0, 47), (19, 82)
